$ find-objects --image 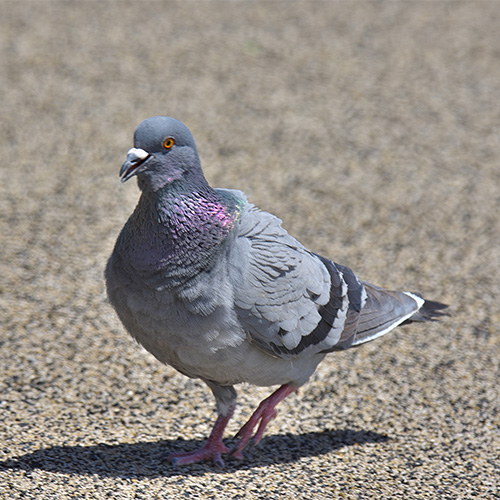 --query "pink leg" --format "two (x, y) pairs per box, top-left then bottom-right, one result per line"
(232, 384), (296, 460)
(169, 404), (235, 466)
